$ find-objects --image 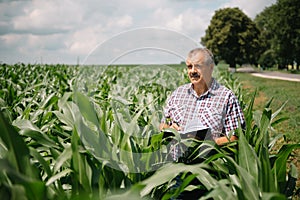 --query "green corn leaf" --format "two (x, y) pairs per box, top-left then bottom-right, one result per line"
(12, 118), (41, 132)
(53, 101), (78, 129)
(226, 156), (260, 200)
(58, 92), (72, 109)
(39, 93), (59, 109)
(162, 173), (198, 200)
(74, 91), (99, 128)
(140, 162), (216, 197)
(268, 133), (284, 150)
(4, 184), (27, 200)
(105, 184), (145, 200)
(244, 90), (256, 139)
(264, 97), (273, 109)
(100, 109), (108, 135)
(76, 116), (111, 161)
(260, 192), (286, 200)
(237, 127), (259, 184)
(229, 174), (245, 198)
(29, 147), (52, 178)
(0, 112), (35, 176)
(258, 144), (276, 192)
(46, 168), (72, 186)
(12, 119), (58, 148)
(272, 143), (300, 193)
(271, 101), (287, 122)
(255, 108), (272, 151)
(0, 112), (47, 199)
(285, 163), (298, 197)
(270, 117), (289, 128)
(119, 137), (135, 172)
(53, 144), (72, 174)
(199, 180), (237, 200)
(71, 128), (92, 193)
